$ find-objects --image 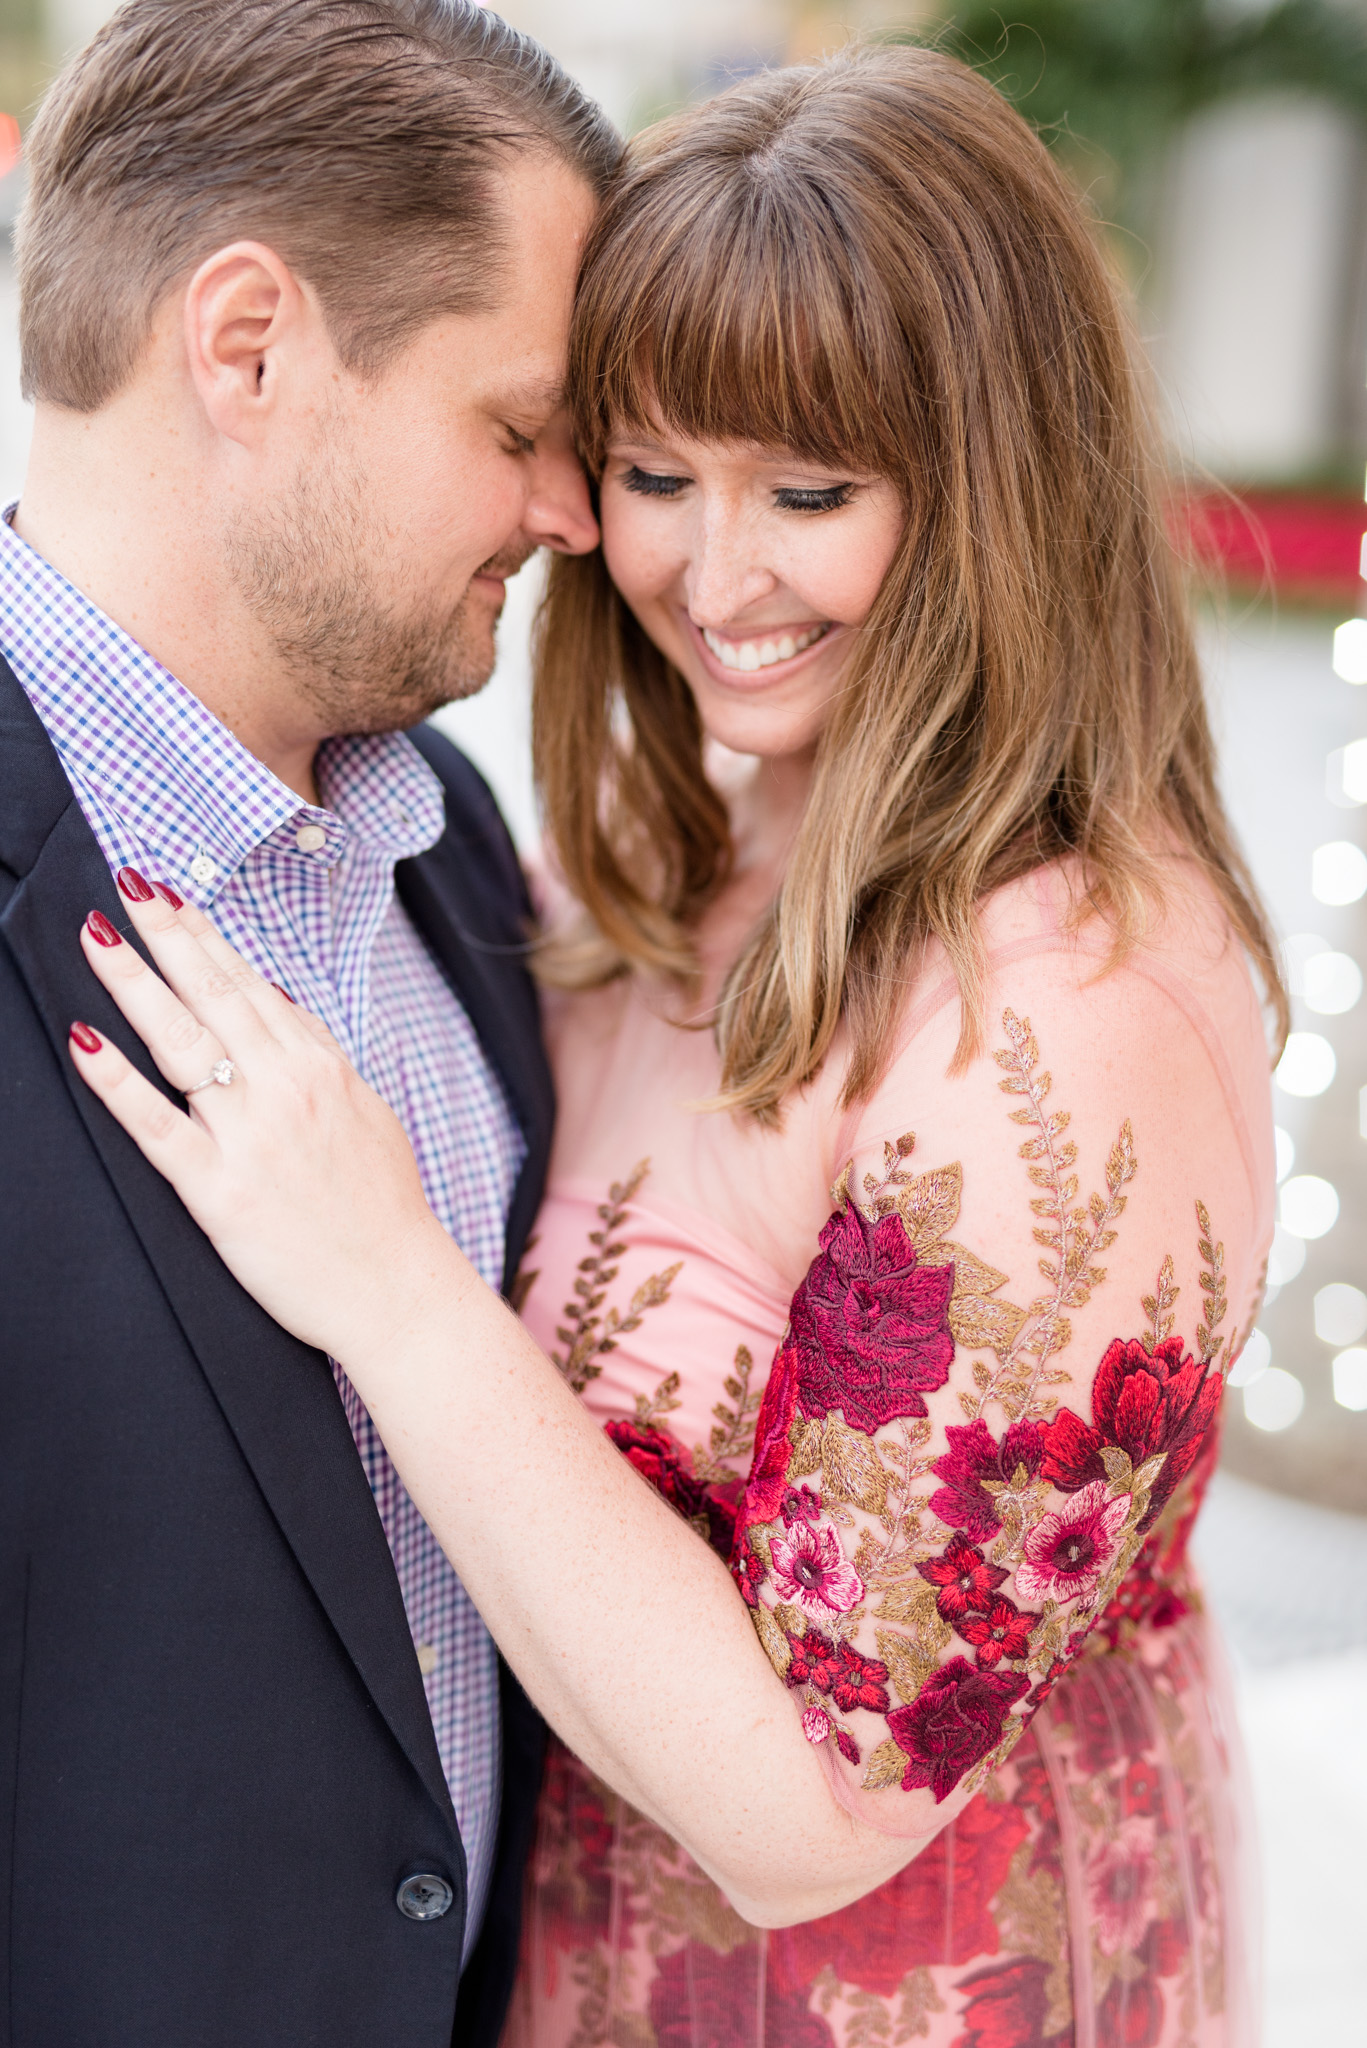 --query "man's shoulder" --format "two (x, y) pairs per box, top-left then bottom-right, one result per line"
(403, 722), (530, 924)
